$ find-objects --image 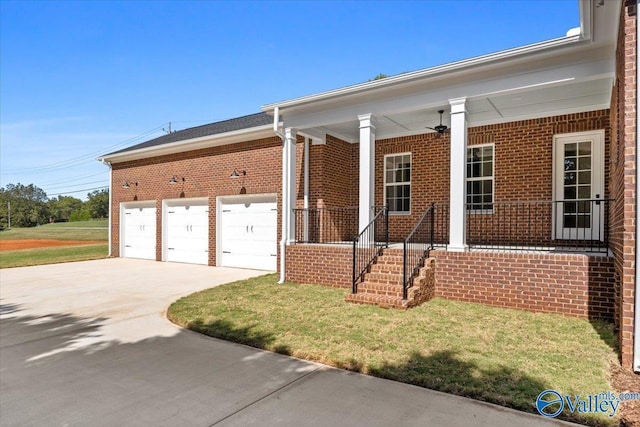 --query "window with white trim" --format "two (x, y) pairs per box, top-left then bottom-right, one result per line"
(466, 144), (494, 211)
(384, 153), (411, 214)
